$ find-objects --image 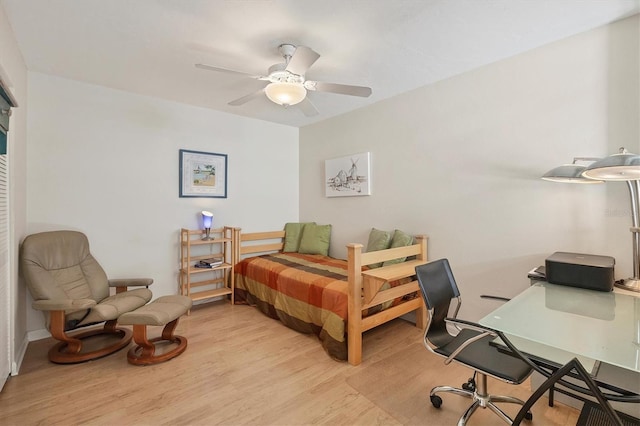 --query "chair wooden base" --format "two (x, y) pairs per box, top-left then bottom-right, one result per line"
(126, 319), (188, 366)
(48, 320), (133, 364)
